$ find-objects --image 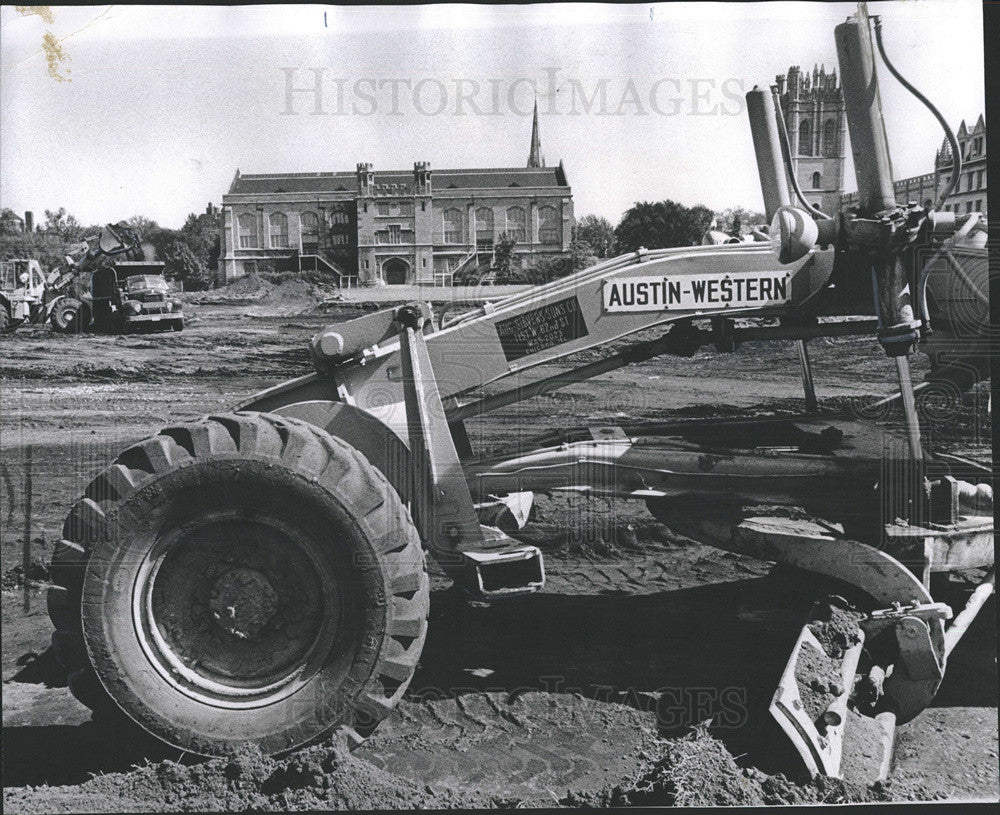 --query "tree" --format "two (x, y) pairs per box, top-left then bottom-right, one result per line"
(570, 234), (598, 272)
(43, 208), (84, 240)
(0, 232), (76, 271)
(716, 206), (766, 237)
(125, 215), (160, 241)
(522, 254), (572, 285)
(574, 214), (615, 258)
(180, 211), (222, 272)
(0, 208), (24, 235)
(613, 200), (715, 254)
(161, 240), (210, 290)
(490, 232), (519, 282)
